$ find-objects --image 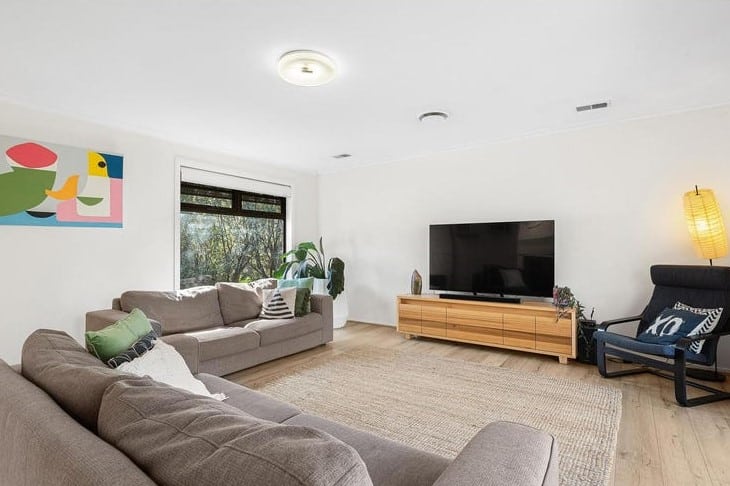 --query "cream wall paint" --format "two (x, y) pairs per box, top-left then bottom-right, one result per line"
(319, 105), (730, 368)
(0, 101), (319, 364)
